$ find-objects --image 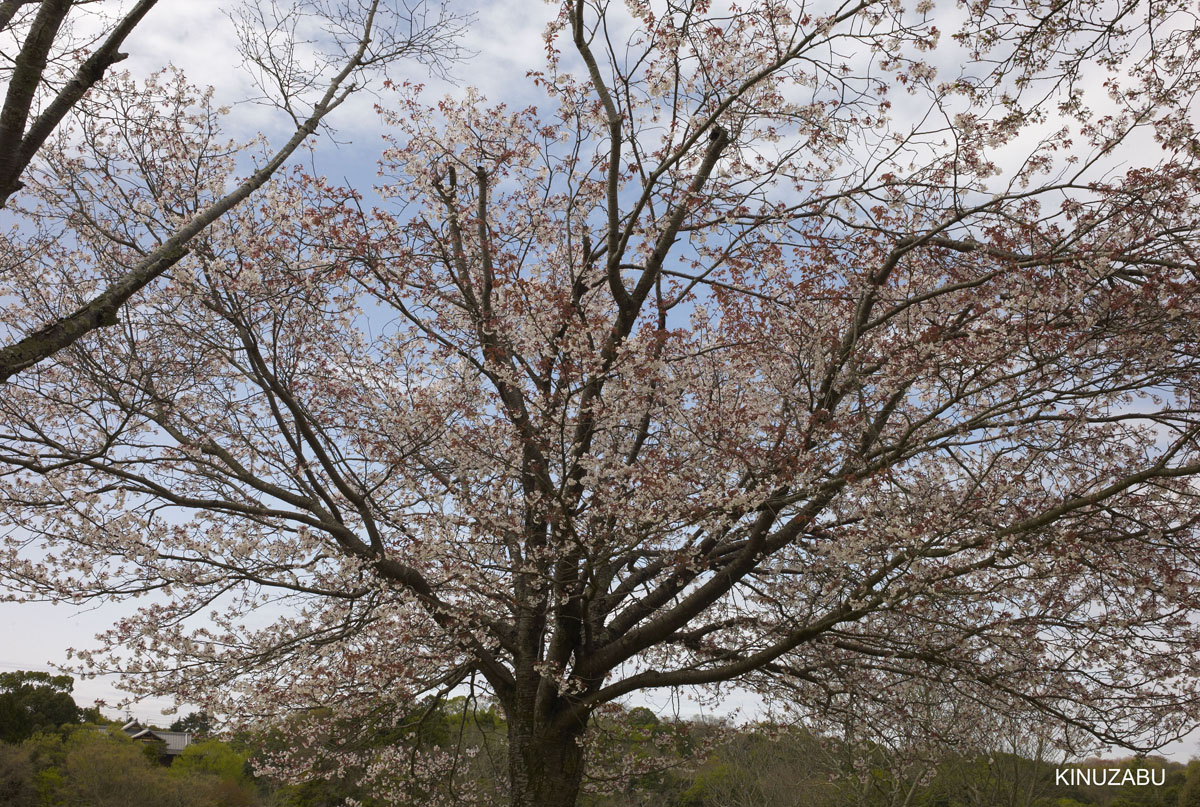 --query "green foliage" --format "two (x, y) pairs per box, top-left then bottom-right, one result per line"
(171, 738), (251, 784)
(0, 742), (37, 807)
(0, 671), (82, 744)
(169, 711), (212, 737)
(1, 707), (1192, 807)
(665, 728), (1189, 807)
(1180, 760), (1200, 807)
(56, 727), (166, 807)
(22, 729), (67, 805)
(577, 705), (703, 807)
(626, 707), (660, 729)
(0, 725), (266, 807)
(678, 761), (754, 807)
(1042, 758), (1185, 807)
